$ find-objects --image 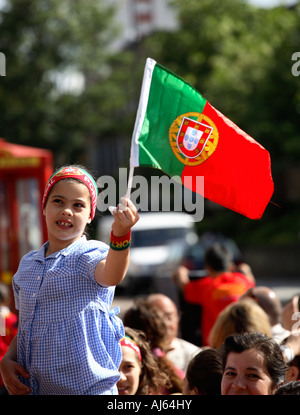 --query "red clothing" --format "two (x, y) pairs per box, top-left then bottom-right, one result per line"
(0, 307), (18, 387)
(184, 272), (255, 345)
